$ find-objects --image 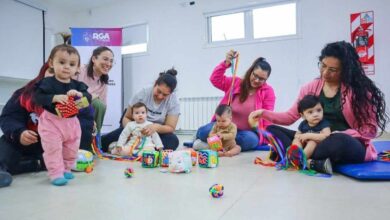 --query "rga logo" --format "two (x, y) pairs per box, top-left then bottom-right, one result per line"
(83, 32), (91, 42)
(92, 32), (110, 42)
